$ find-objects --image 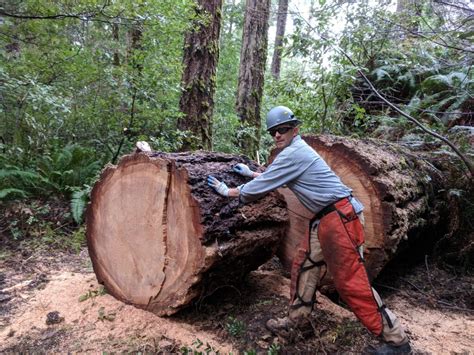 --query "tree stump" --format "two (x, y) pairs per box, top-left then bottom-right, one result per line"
(86, 152), (288, 316)
(272, 135), (445, 283)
